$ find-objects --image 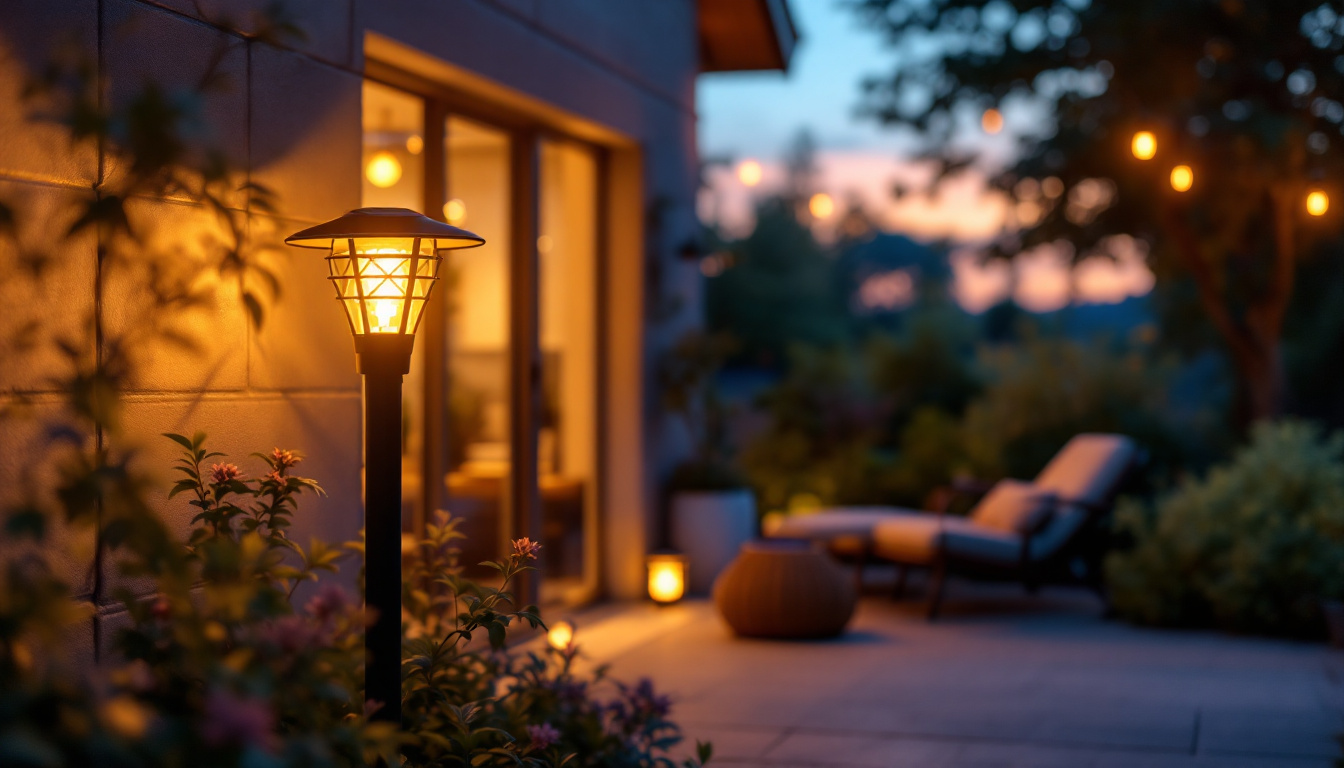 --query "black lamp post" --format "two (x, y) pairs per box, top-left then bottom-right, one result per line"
(286, 207), (483, 723)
